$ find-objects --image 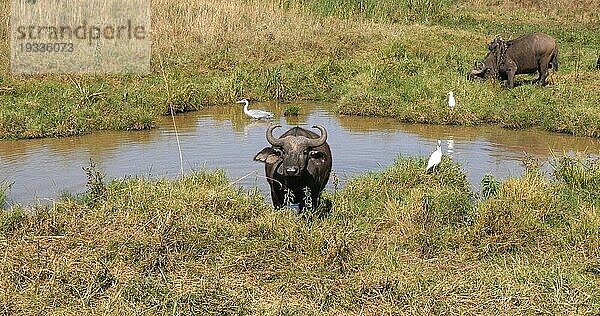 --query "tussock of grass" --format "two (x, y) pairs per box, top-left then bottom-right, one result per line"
(2, 156), (599, 314)
(283, 104), (301, 116)
(552, 154), (600, 191)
